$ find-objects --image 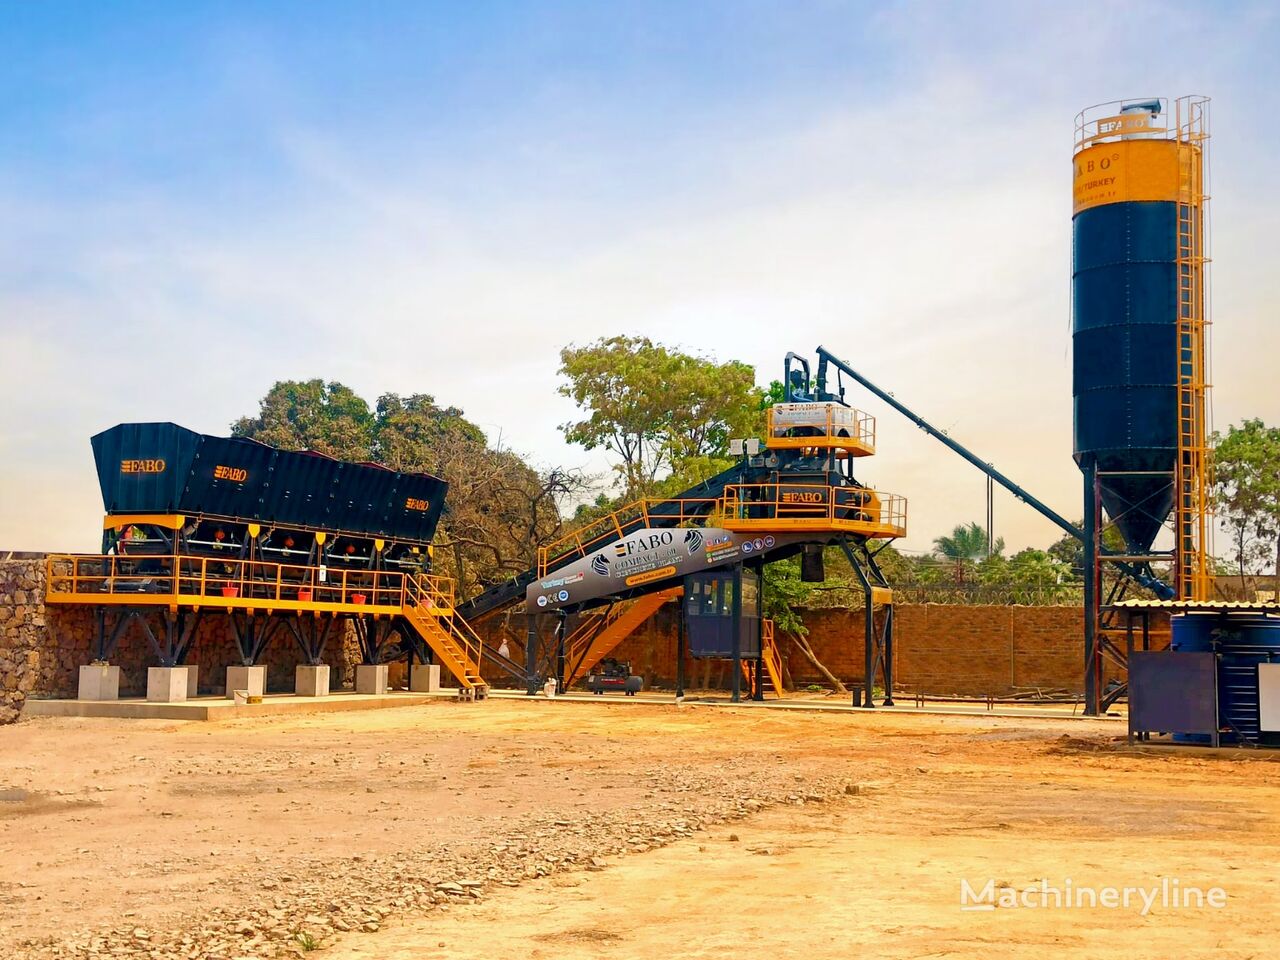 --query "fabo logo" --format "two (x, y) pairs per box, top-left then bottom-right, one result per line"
(405, 498), (430, 512)
(613, 530), (674, 557)
(1074, 152), (1119, 177)
(120, 459), (166, 474)
(213, 465), (248, 482)
(781, 491), (824, 504)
